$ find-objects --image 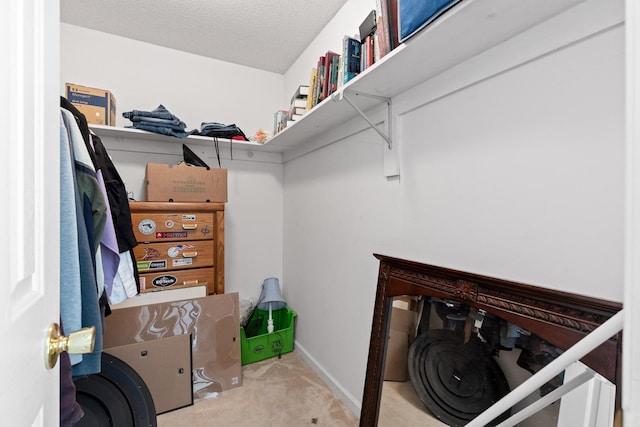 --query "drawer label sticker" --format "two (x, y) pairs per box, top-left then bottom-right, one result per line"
(142, 247), (161, 260)
(151, 275), (178, 288)
(172, 258), (193, 267)
(138, 219), (156, 235)
(167, 244), (195, 258)
(182, 215), (196, 221)
(156, 231), (188, 239)
(137, 260), (167, 271)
